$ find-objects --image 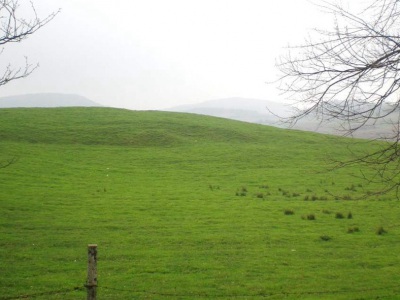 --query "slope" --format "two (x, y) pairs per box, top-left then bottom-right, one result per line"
(0, 108), (399, 300)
